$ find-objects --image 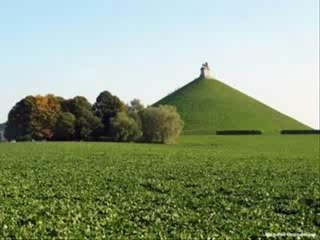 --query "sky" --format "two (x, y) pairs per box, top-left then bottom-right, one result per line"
(0, 0), (319, 128)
